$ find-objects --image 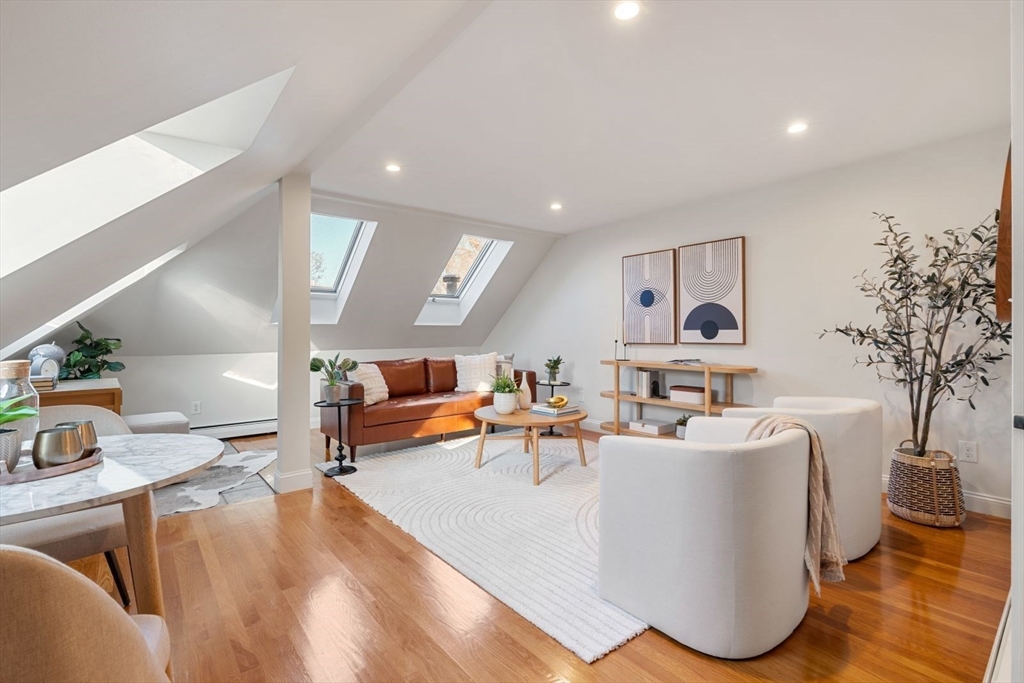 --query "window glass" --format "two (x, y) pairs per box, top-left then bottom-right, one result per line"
(311, 214), (361, 292)
(431, 235), (494, 298)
